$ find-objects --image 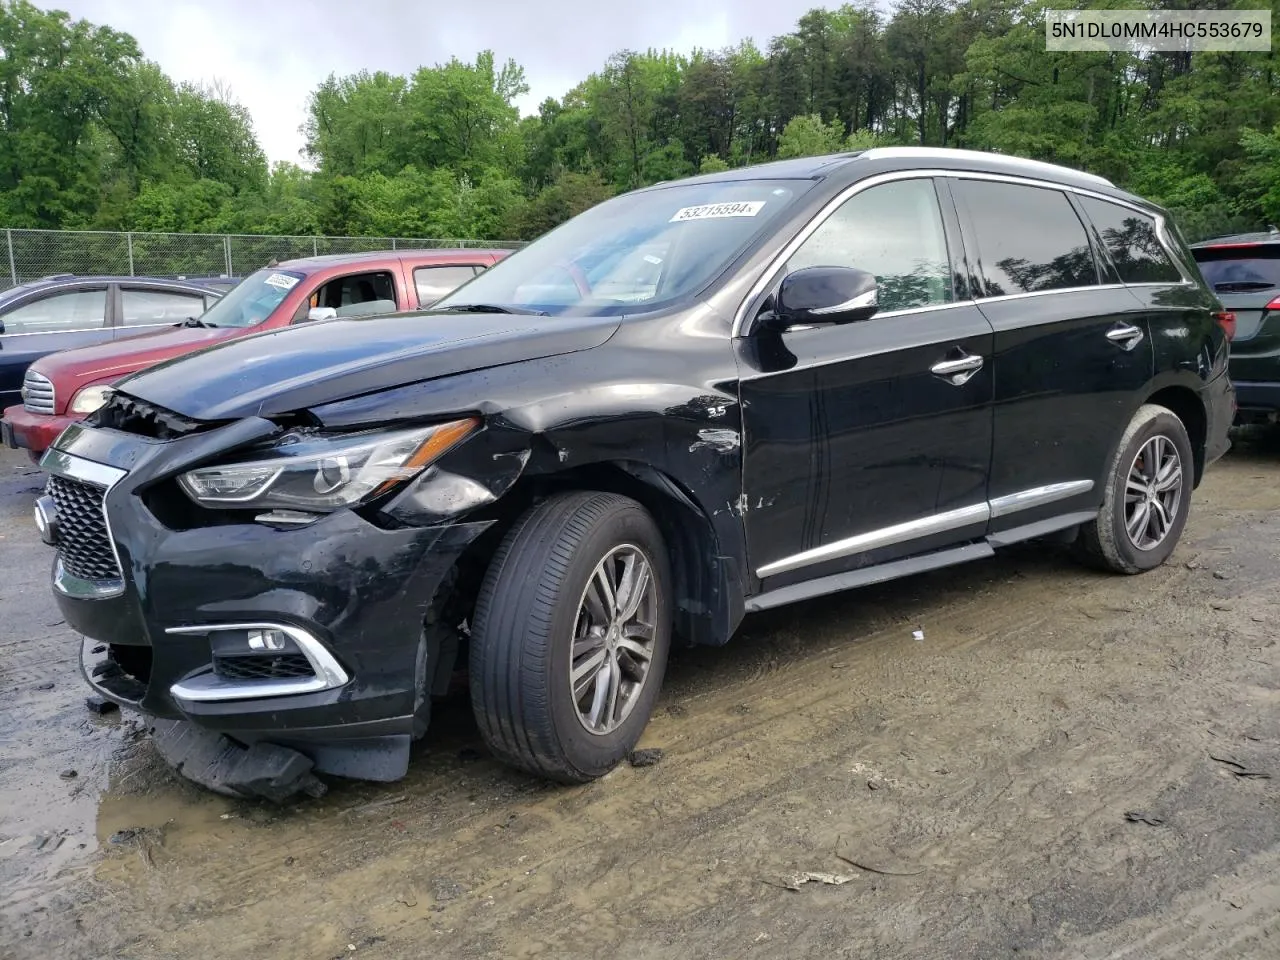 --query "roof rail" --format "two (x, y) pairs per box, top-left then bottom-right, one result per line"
(37, 273), (76, 281)
(857, 147), (1115, 188)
